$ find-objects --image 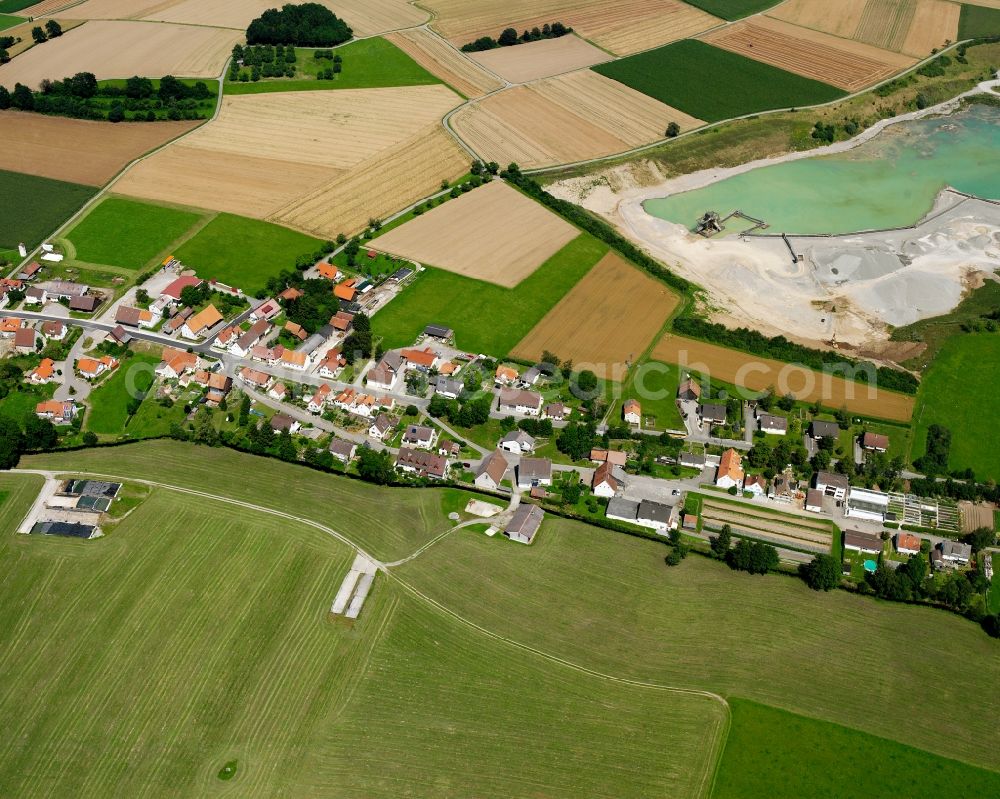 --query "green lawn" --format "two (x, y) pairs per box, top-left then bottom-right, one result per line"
(911, 334), (1000, 482)
(960, 4), (1000, 39)
(64, 198), (202, 270)
(84, 354), (158, 435)
(172, 213), (324, 296)
(592, 40), (846, 123)
(0, 383), (55, 423)
(713, 698), (1000, 798)
(0, 169), (97, 250)
(373, 234), (608, 355)
(613, 360), (685, 430)
(225, 38), (443, 95)
(0, 12), (23, 29)
(683, 0), (779, 19)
